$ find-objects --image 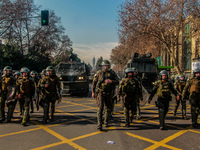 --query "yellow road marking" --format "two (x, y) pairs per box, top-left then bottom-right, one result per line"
(31, 121), (86, 150)
(31, 141), (65, 150)
(144, 130), (187, 150)
(126, 132), (182, 150)
(68, 108), (97, 113)
(0, 128), (41, 138)
(66, 101), (97, 110)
